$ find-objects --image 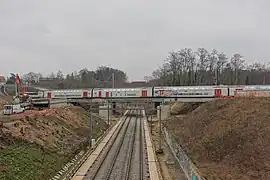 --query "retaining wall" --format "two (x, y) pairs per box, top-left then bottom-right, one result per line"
(49, 99), (68, 108)
(162, 126), (206, 180)
(98, 105), (112, 118)
(157, 105), (170, 120)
